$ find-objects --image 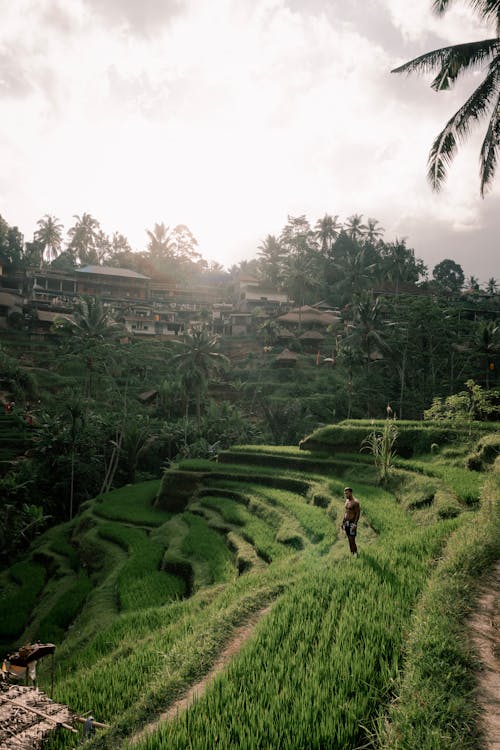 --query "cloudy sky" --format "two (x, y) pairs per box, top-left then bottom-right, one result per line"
(0, 0), (498, 282)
